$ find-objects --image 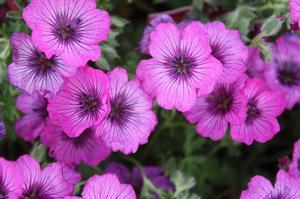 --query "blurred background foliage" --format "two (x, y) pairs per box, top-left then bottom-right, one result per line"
(0, 0), (299, 198)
